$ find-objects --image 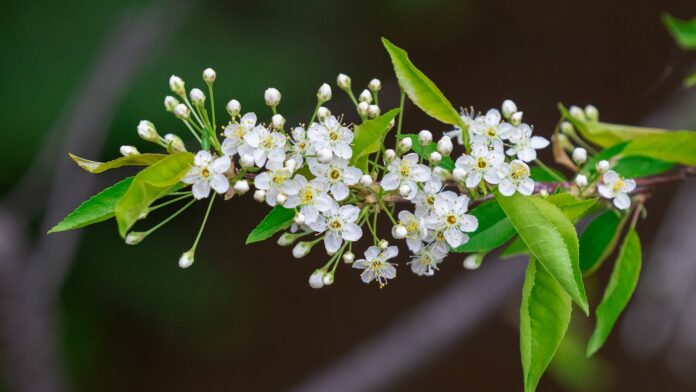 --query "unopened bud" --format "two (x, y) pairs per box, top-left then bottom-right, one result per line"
(137, 120), (159, 142)
(179, 250), (194, 268)
(125, 231), (146, 245)
(317, 83), (332, 103)
(359, 89), (372, 103)
(596, 160), (610, 173)
(569, 105), (586, 121)
(337, 73), (351, 90)
(202, 68), (216, 84)
(240, 154), (255, 168)
(511, 111), (523, 126)
(399, 184), (412, 197)
(585, 105), (599, 121)
(309, 269), (324, 288)
(429, 151), (442, 163)
(173, 104), (190, 120)
(317, 147), (333, 163)
(357, 101), (369, 117)
(399, 137), (413, 152)
(572, 147), (587, 164)
(317, 107), (331, 122)
(384, 149), (396, 162)
(169, 75), (185, 96)
(226, 99), (241, 117)
(233, 180), (249, 195)
(392, 225), (408, 239)
(253, 189), (266, 203)
(264, 87), (281, 107)
(272, 114), (285, 129)
(453, 167), (467, 181)
(322, 273), (334, 286)
(575, 174), (588, 187)
(164, 133), (186, 152)
(342, 251), (355, 264)
(277, 232), (298, 246)
(294, 212), (306, 225)
(502, 99), (517, 119)
(463, 253), (484, 270)
(437, 136), (453, 156)
(275, 193), (288, 205)
(285, 158), (297, 172)
(189, 88), (206, 106)
(120, 145), (140, 157)
(164, 96), (179, 112)
(379, 239), (389, 249)
(560, 121), (575, 136)
(360, 174), (373, 187)
(294, 242), (312, 259)
(418, 130), (433, 145)
(367, 105), (380, 118)
(368, 78), (381, 92)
